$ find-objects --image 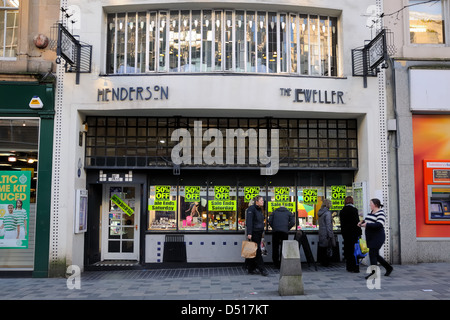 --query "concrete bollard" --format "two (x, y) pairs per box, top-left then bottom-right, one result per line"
(278, 240), (304, 296)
